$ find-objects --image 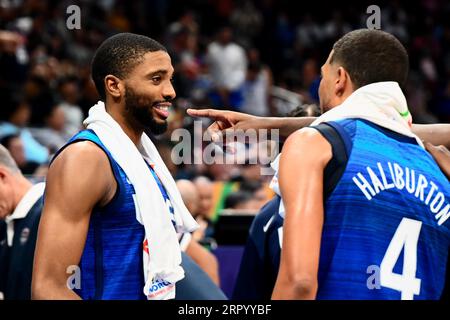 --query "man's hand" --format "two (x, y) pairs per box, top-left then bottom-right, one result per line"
(425, 142), (450, 180)
(186, 108), (265, 141)
(186, 108), (316, 139)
